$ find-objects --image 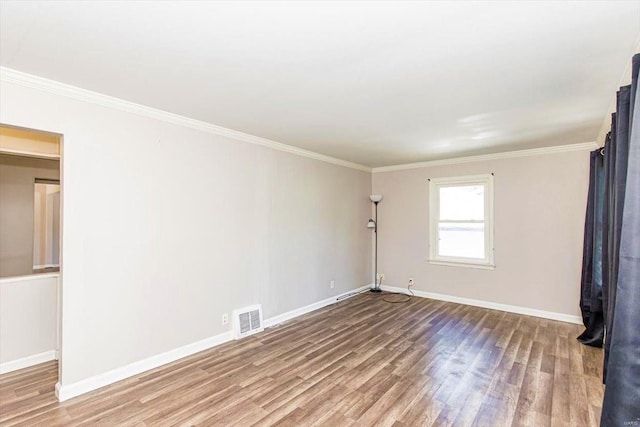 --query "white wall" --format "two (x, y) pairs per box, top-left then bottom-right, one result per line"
(372, 150), (590, 318)
(0, 80), (371, 388)
(0, 274), (58, 371)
